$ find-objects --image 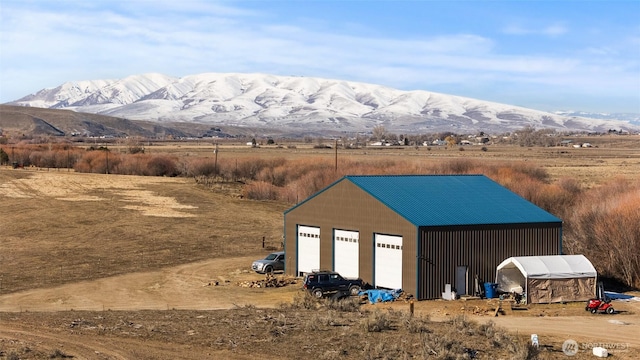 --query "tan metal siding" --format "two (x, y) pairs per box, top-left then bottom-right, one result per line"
(285, 180), (418, 294)
(418, 224), (561, 300)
